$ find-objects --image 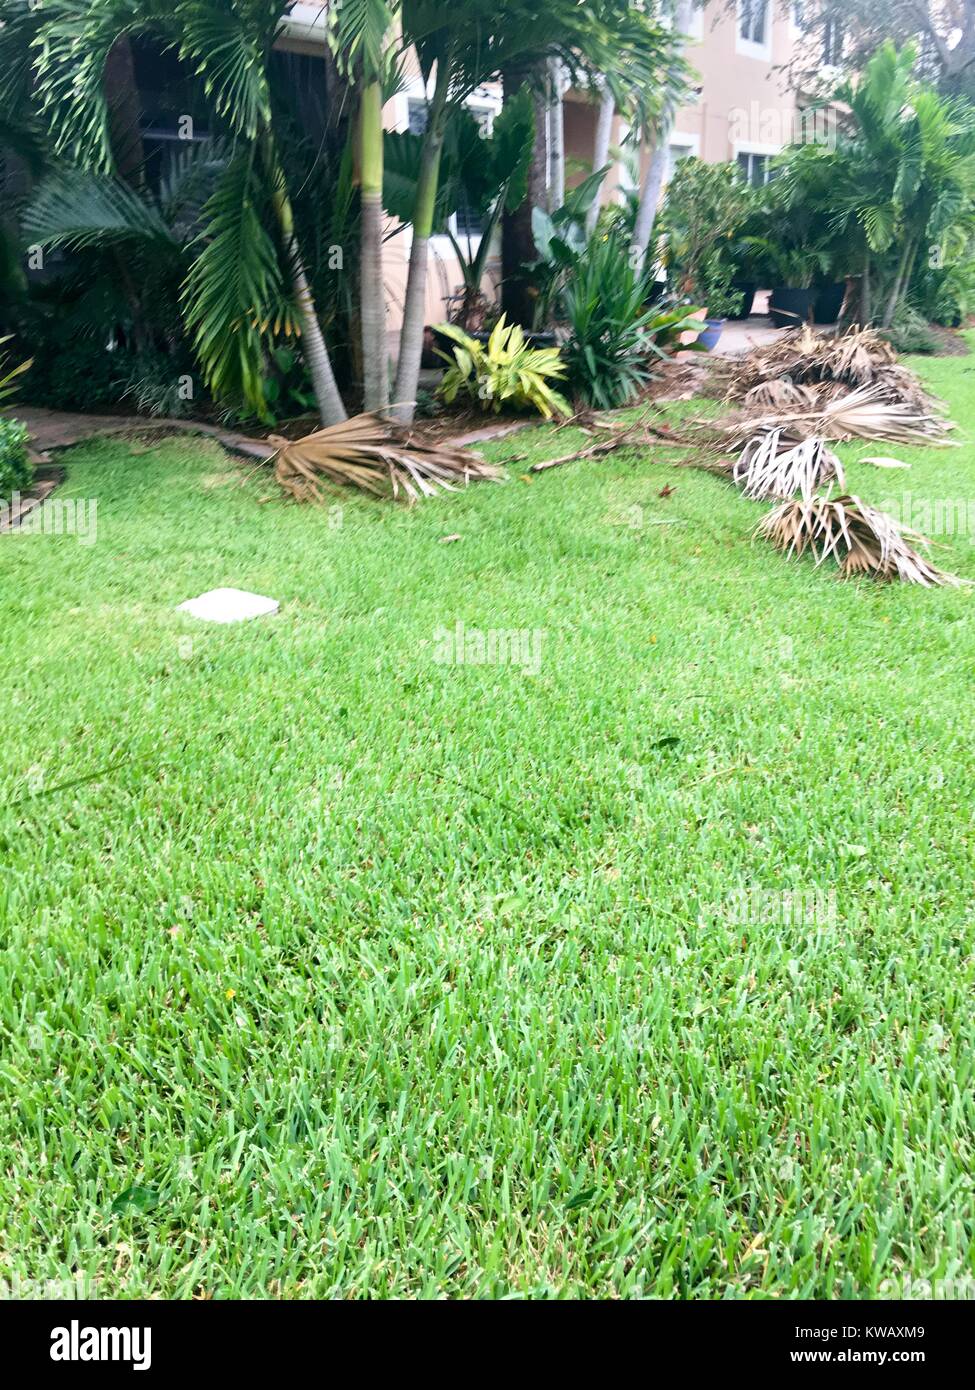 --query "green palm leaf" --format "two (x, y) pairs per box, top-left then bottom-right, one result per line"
(181, 150), (283, 416)
(30, 0), (163, 173)
(24, 169), (177, 251)
(174, 0), (274, 140)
